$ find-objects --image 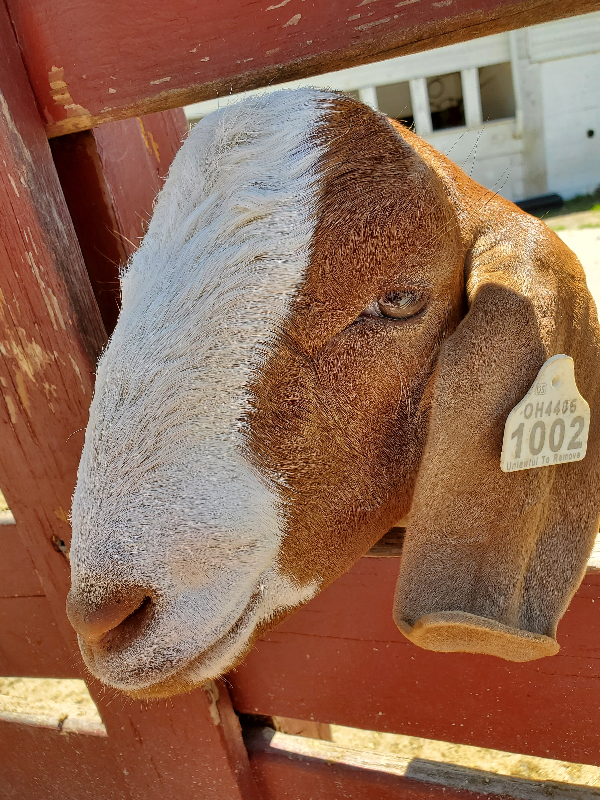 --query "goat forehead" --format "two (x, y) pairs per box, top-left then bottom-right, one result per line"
(74, 90), (338, 558)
